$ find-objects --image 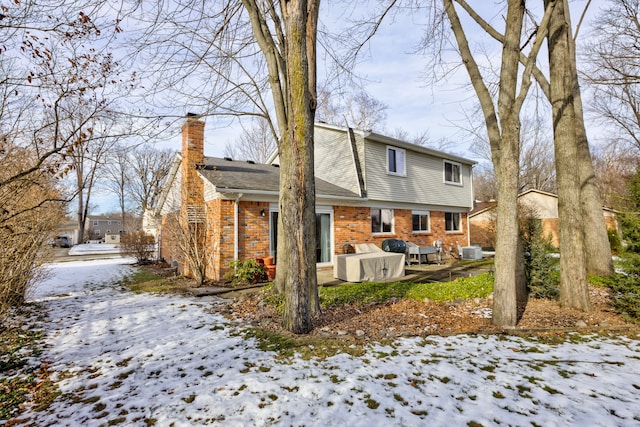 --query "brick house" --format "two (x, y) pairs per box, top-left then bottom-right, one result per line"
(469, 189), (619, 249)
(154, 117), (477, 280)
